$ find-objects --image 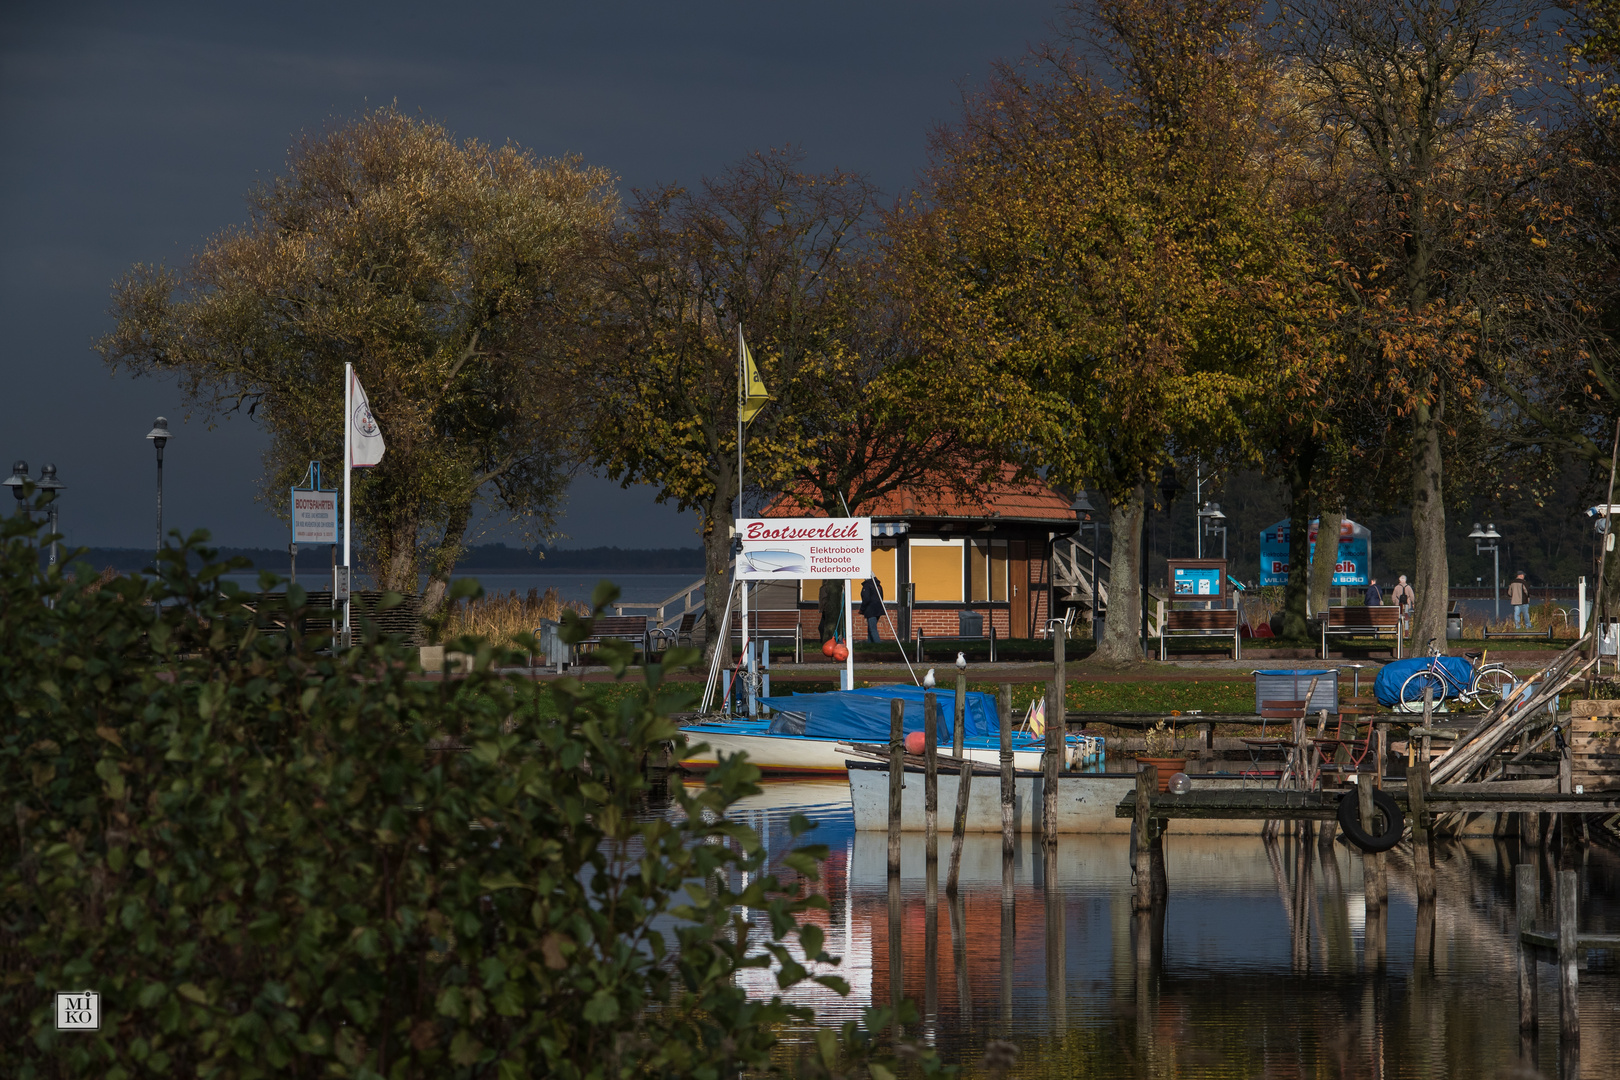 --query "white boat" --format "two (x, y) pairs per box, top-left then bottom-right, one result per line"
(845, 762), (1267, 834)
(678, 720), (1101, 775)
